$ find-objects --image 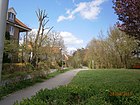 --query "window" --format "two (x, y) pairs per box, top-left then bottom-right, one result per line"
(8, 12), (15, 22)
(9, 26), (14, 36)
